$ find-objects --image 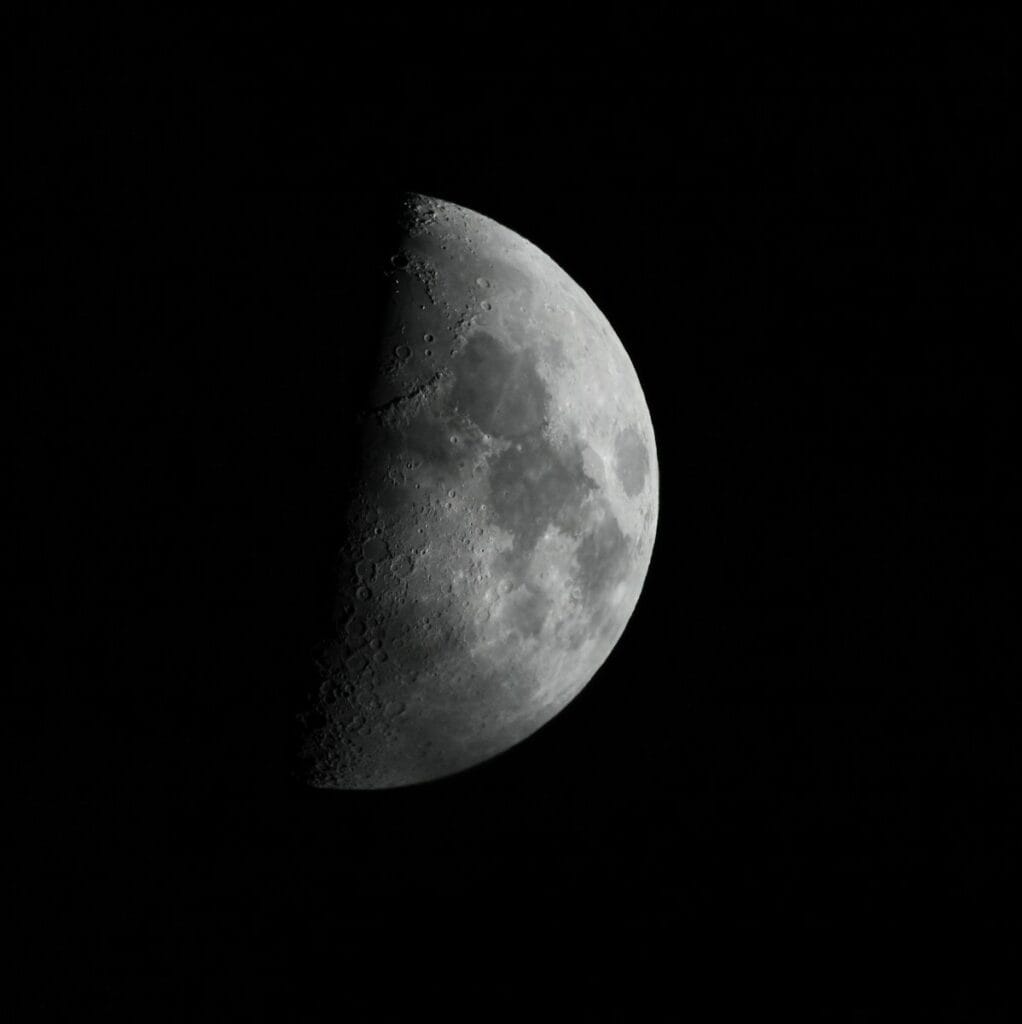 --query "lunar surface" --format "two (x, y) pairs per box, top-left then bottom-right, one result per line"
(297, 193), (657, 788)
